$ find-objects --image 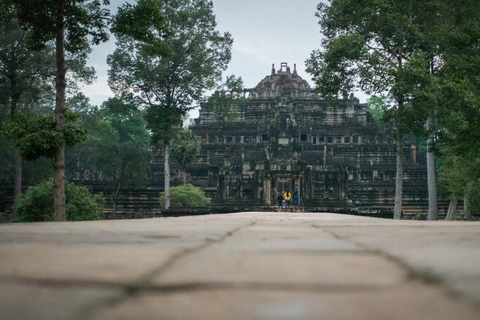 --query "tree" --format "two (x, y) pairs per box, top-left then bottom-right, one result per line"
(306, 0), (435, 219)
(111, 0), (170, 57)
(398, 52), (440, 220)
(4, 108), (88, 161)
(0, 91), (58, 218)
(65, 96), (153, 218)
(171, 129), (200, 185)
(433, 0), (480, 152)
(438, 155), (466, 220)
(159, 184), (210, 208)
(0, 97), (13, 214)
(0, 9), (97, 220)
(366, 95), (392, 137)
(438, 153), (480, 220)
(204, 75), (246, 124)
(108, 0), (232, 210)
(14, 179), (103, 222)
(10, 0), (111, 221)
(94, 98), (152, 217)
(411, 0), (480, 220)
(0, 5), (57, 218)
